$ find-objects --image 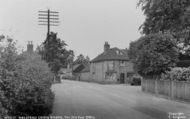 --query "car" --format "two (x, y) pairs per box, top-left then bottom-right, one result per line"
(130, 75), (142, 85)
